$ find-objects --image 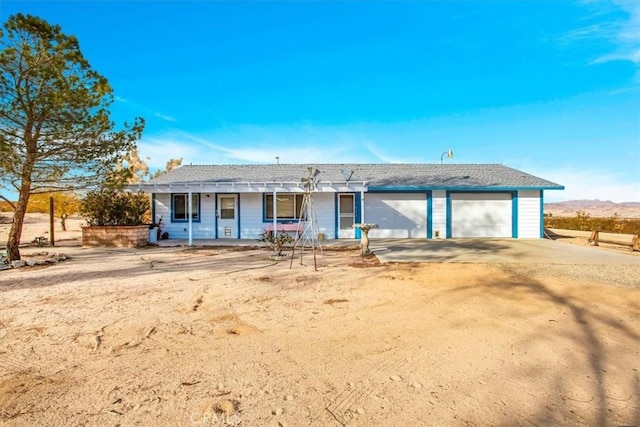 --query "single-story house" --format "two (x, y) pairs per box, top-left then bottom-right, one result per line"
(130, 163), (563, 244)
